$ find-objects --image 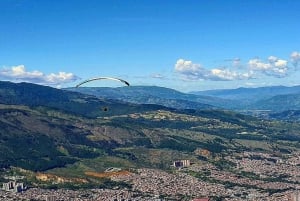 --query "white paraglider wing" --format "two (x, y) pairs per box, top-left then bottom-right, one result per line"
(75, 77), (130, 88)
